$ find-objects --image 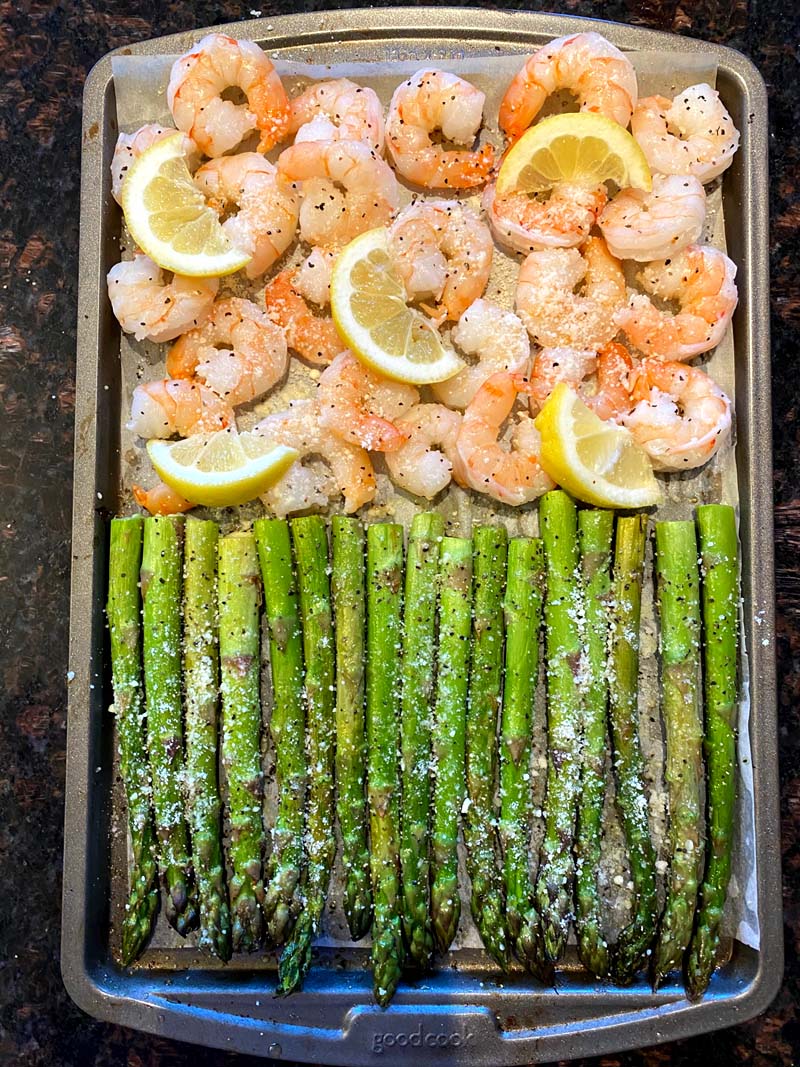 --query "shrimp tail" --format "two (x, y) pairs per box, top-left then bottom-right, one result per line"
(133, 483), (195, 515)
